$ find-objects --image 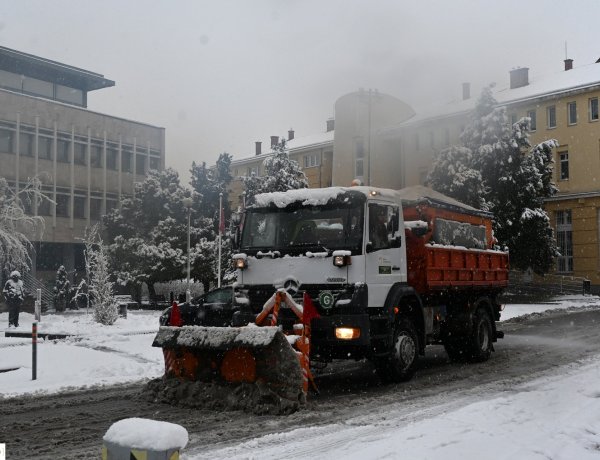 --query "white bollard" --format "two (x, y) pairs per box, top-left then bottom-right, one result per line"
(102, 418), (188, 460)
